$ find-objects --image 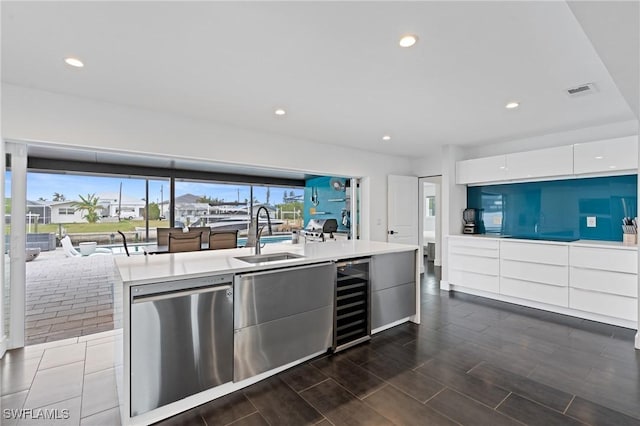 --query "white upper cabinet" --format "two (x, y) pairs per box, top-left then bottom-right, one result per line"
(573, 136), (638, 175)
(505, 145), (574, 180)
(456, 155), (506, 184)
